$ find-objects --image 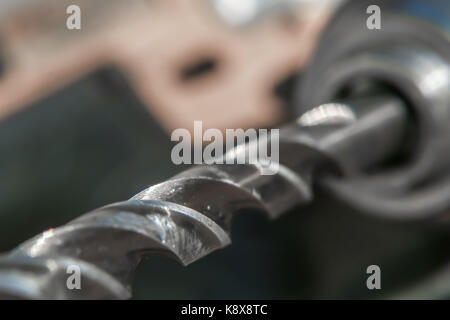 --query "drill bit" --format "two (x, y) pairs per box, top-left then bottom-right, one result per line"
(0, 93), (407, 299)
